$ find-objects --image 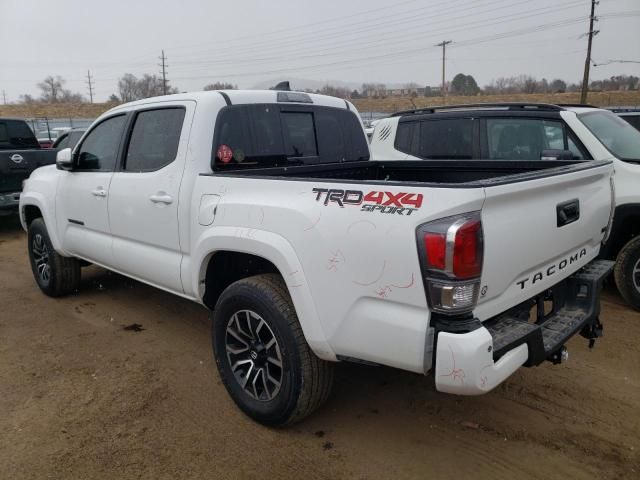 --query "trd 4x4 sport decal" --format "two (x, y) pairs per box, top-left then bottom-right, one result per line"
(312, 188), (423, 216)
